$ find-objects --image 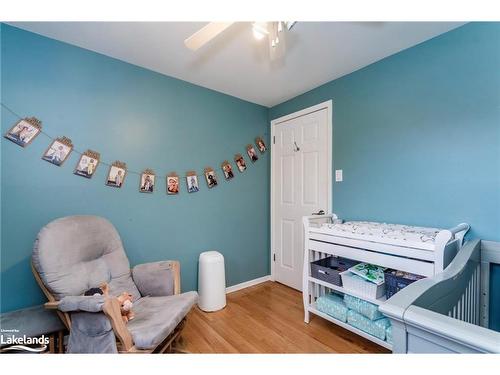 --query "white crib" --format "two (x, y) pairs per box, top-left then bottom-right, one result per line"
(380, 239), (500, 353)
